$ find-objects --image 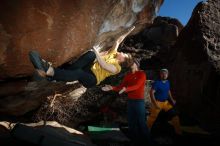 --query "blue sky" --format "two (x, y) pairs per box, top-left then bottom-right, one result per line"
(158, 0), (206, 25)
